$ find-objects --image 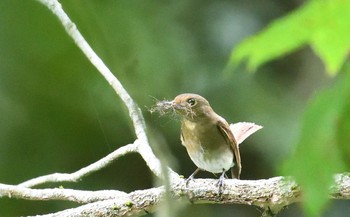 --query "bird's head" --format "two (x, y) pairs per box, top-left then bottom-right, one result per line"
(171, 93), (212, 121)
